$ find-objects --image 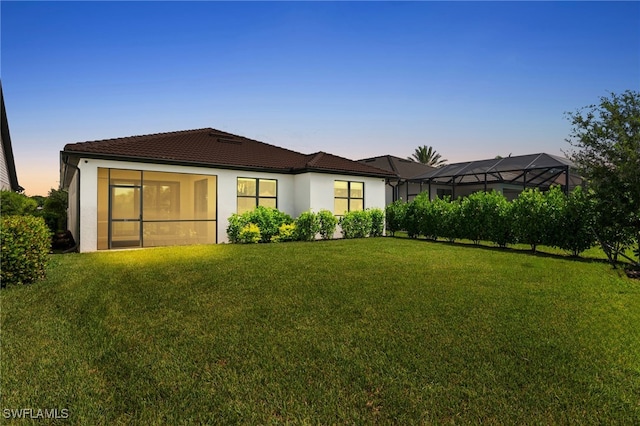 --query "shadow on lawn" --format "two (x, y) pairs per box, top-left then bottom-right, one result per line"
(388, 235), (631, 269)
